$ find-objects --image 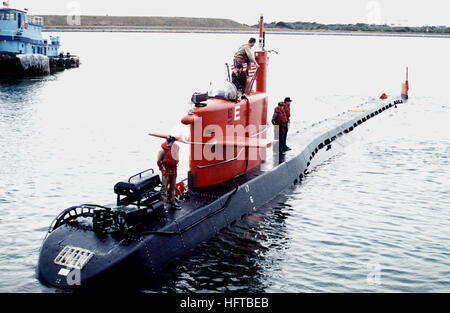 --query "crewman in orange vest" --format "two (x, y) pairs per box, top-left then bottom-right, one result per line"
(157, 136), (181, 210)
(272, 102), (289, 153)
